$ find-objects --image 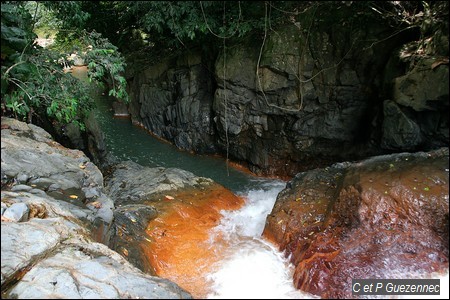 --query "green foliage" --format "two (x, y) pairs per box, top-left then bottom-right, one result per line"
(82, 31), (128, 102)
(1, 3), (36, 56)
(1, 1), (128, 130)
(127, 1), (268, 47)
(41, 1), (89, 29)
(56, 1), (275, 55)
(48, 29), (129, 103)
(24, 1), (59, 38)
(2, 39), (92, 129)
